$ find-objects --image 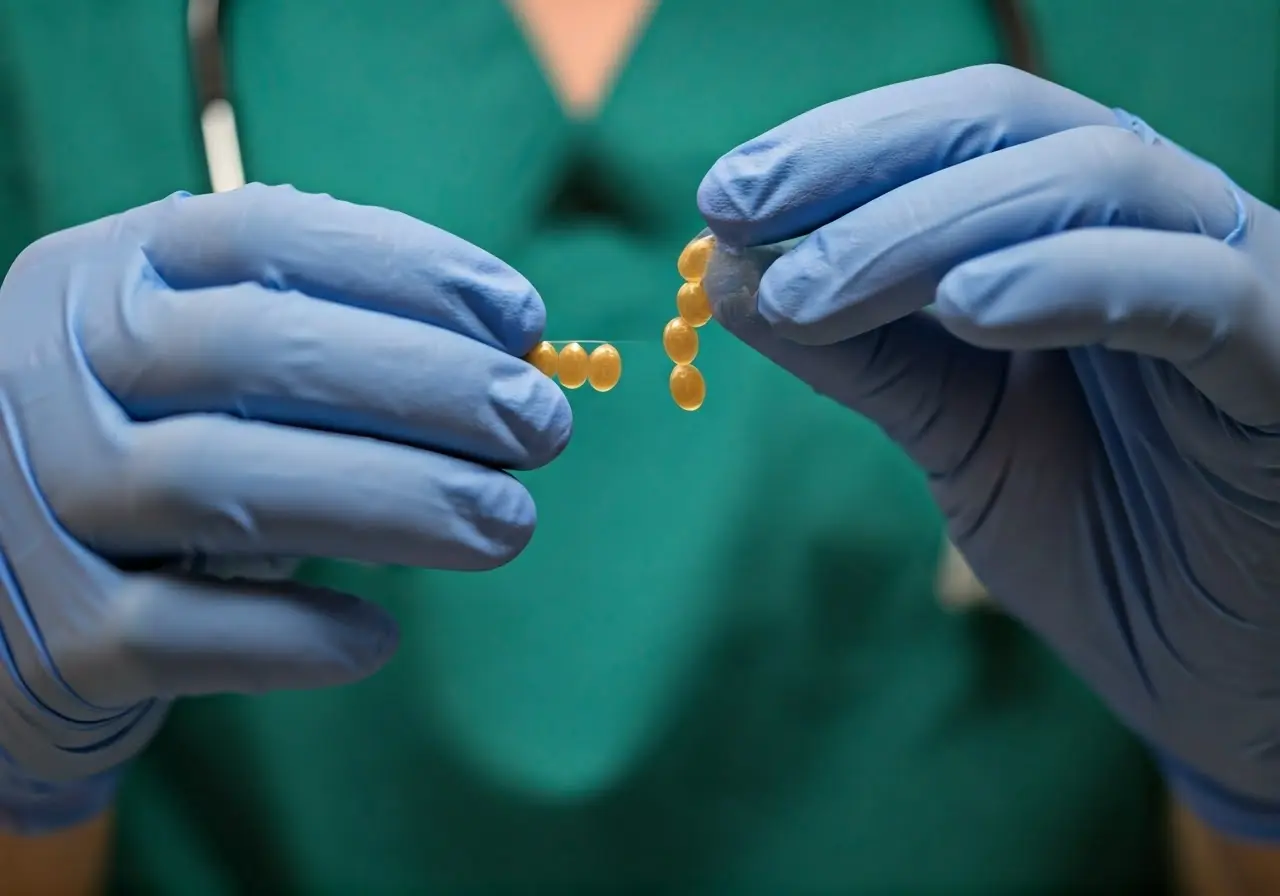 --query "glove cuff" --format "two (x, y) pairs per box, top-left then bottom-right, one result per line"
(1157, 749), (1280, 843)
(0, 750), (122, 836)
